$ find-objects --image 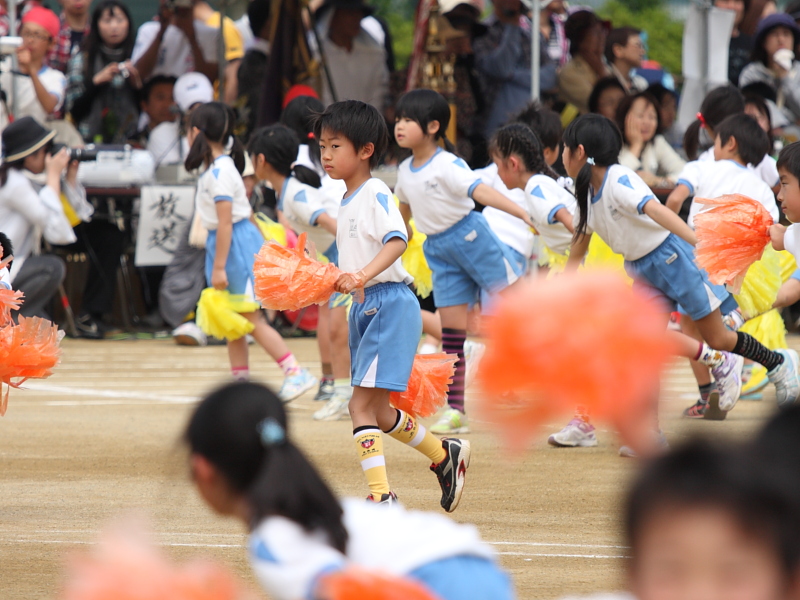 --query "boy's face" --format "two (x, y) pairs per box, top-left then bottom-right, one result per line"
(142, 83), (177, 128)
(19, 23), (53, 61)
(778, 166), (800, 222)
(631, 506), (792, 600)
(318, 128), (370, 181)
